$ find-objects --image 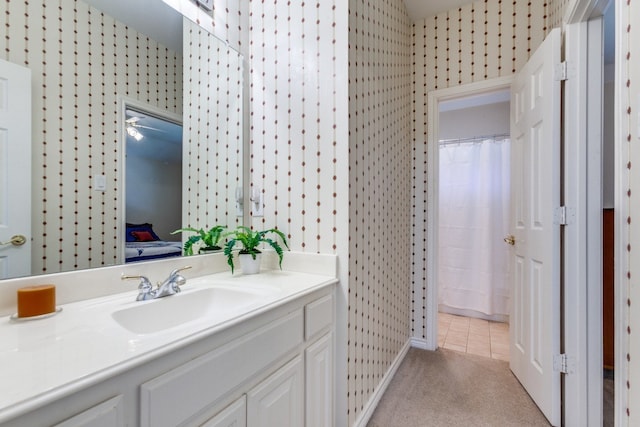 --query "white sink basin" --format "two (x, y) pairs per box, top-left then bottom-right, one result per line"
(111, 287), (263, 334)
